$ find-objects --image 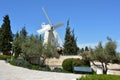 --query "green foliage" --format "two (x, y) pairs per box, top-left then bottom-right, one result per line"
(105, 37), (117, 60)
(52, 67), (63, 72)
(21, 35), (42, 57)
(77, 75), (120, 80)
(21, 34), (59, 66)
(0, 15), (13, 55)
(63, 20), (78, 55)
(10, 56), (51, 71)
(14, 31), (21, 57)
(0, 55), (11, 60)
(20, 26), (27, 39)
(13, 27), (28, 58)
(10, 57), (32, 69)
(62, 58), (73, 72)
(0, 28), (2, 50)
(13, 28), (59, 66)
(62, 58), (90, 72)
(38, 65), (51, 71)
(85, 46), (89, 51)
(90, 38), (118, 74)
(31, 65), (39, 70)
